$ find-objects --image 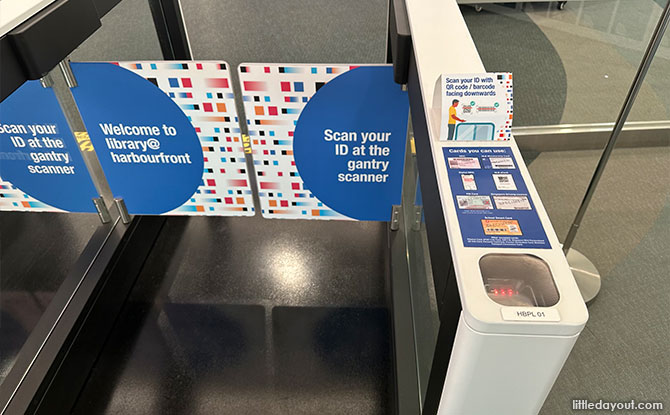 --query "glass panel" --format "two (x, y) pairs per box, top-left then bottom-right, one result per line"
(539, 23), (670, 413)
(70, 0), (162, 61)
(67, 1), (396, 414)
(180, 1), (387, 64)
(0, 77), (102, 386)
(0, 0), (164, 388)
(0, 213), (100, 384)
(462, 0), (668, 126)
(401, 123), (440, 405)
